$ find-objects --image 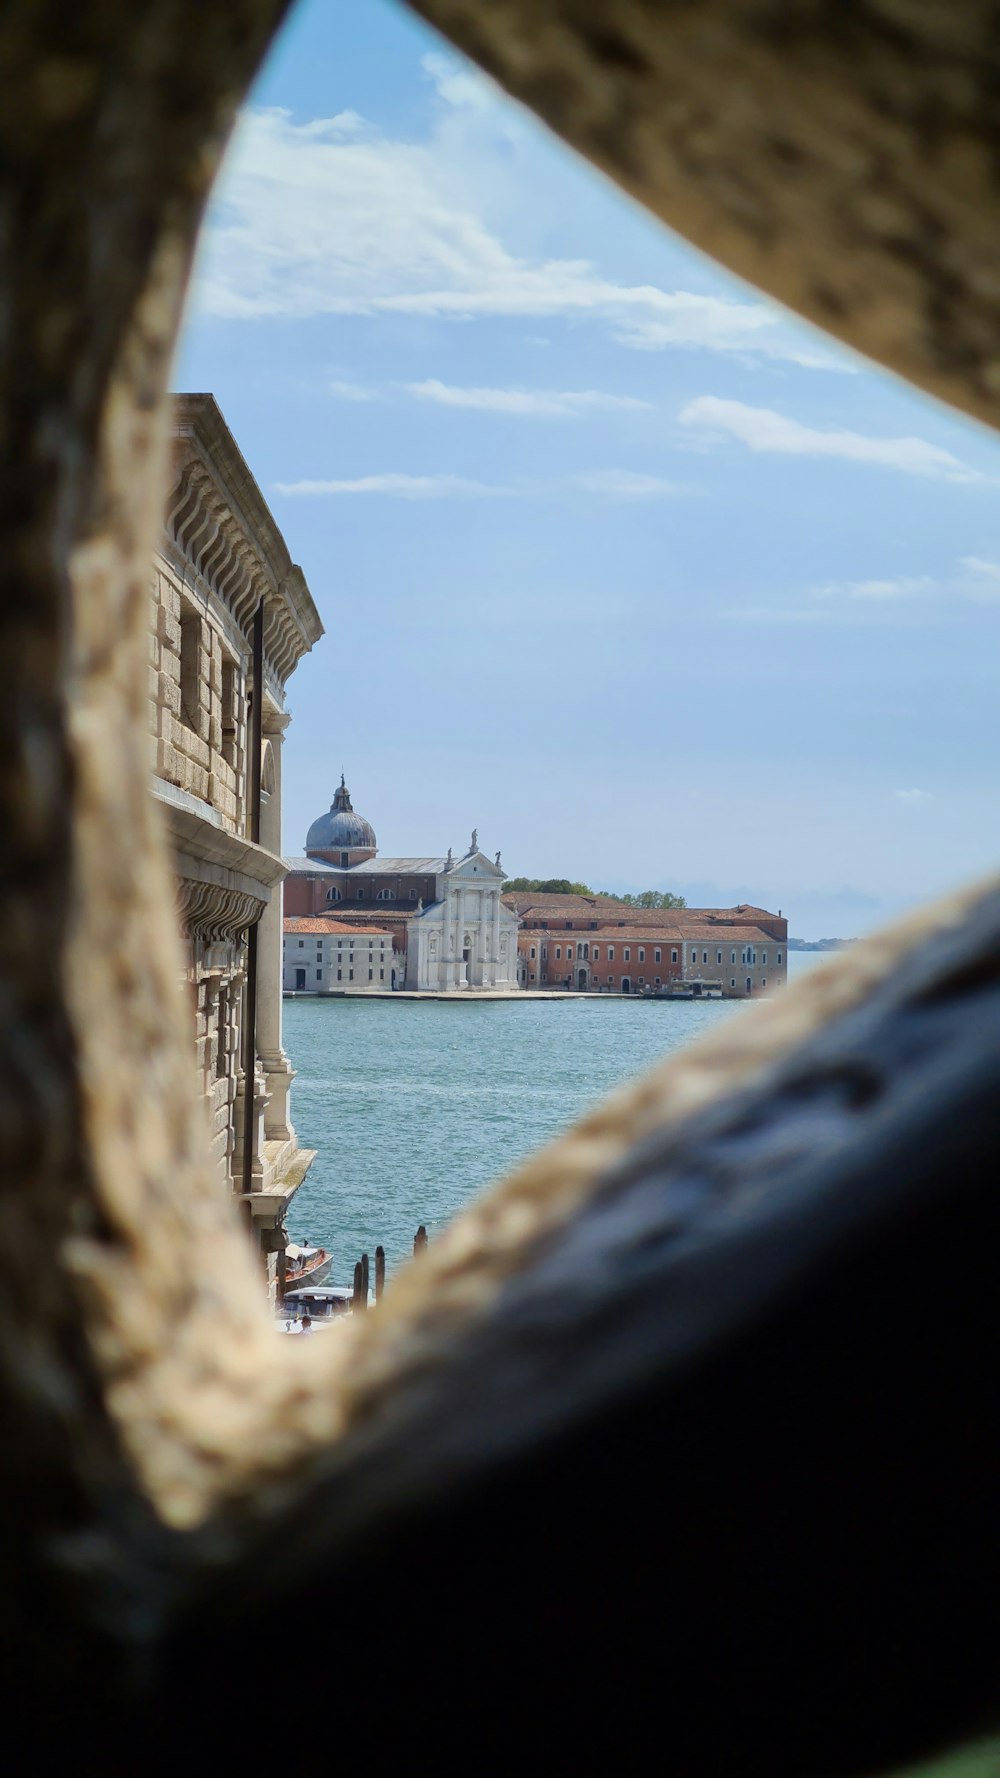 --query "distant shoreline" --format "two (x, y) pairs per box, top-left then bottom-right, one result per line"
(788, 936), (855, 952)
